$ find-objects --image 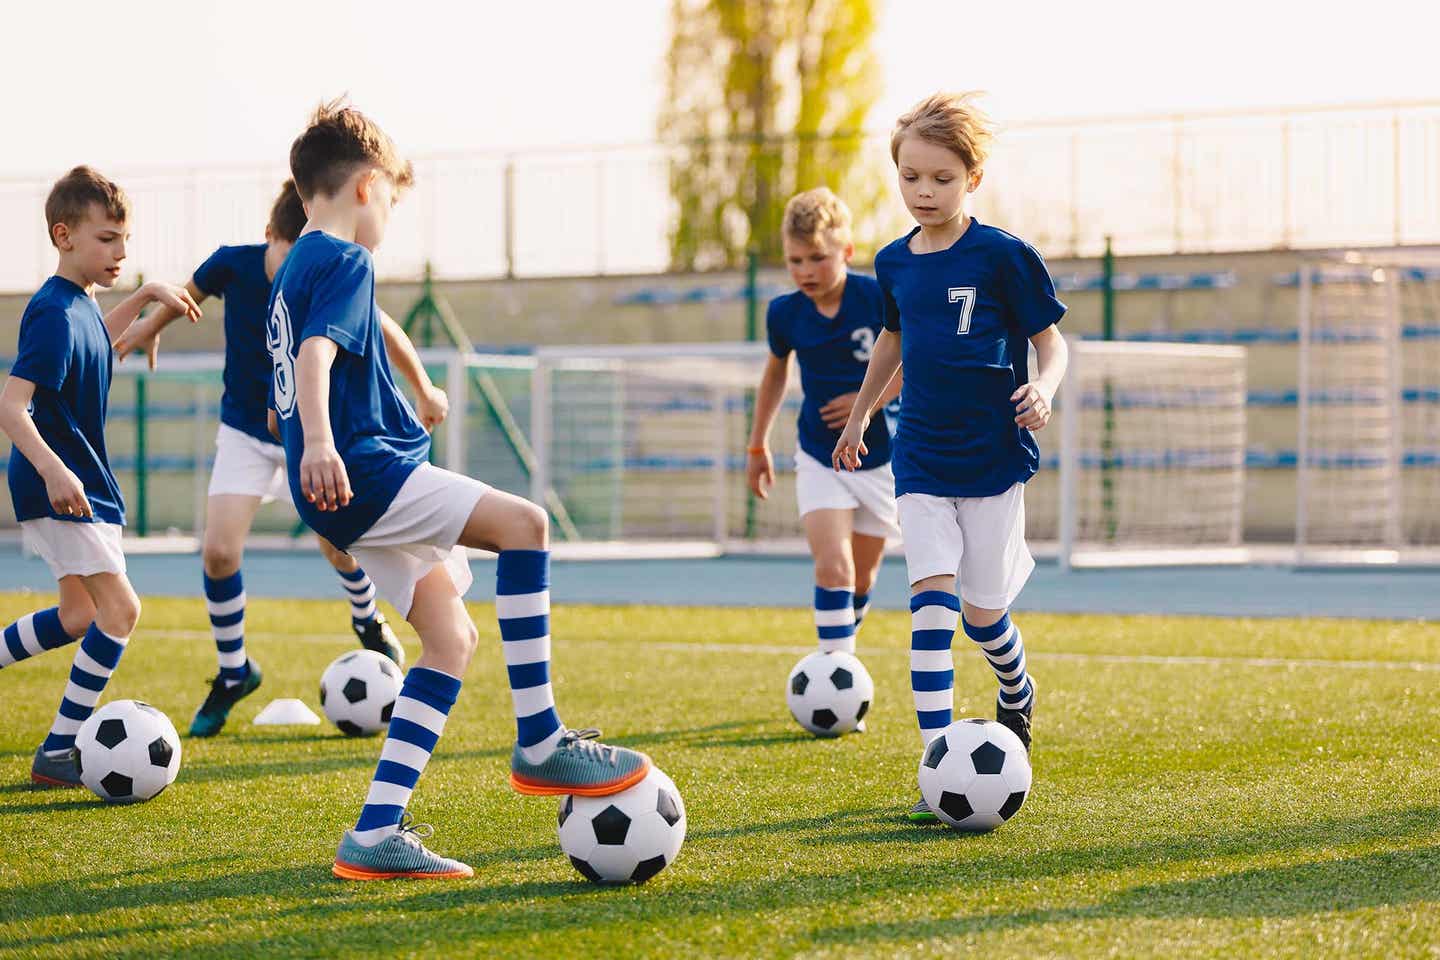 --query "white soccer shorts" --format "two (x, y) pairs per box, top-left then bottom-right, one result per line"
(207, 424), (290, 503)
(346, 463), (491, 618)
(896, 483), (1034, 609)
(794, 450), (901, 540)
(21, 518), (126, 579)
